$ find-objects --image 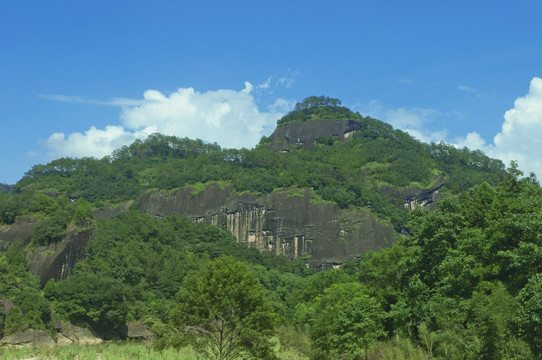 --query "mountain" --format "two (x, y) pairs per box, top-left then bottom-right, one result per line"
(0, 96), (507, 277)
